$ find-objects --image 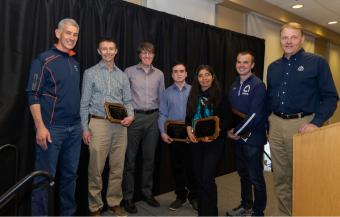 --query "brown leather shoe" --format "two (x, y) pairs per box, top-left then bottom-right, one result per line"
(89, 209), (101, 216)
(109, 205), (128, 217)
